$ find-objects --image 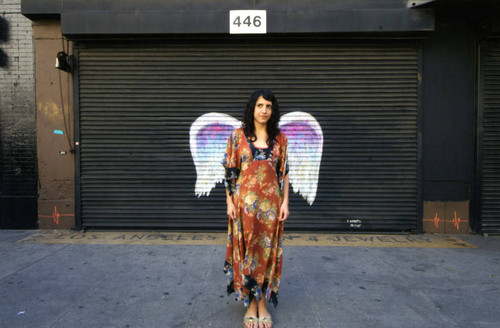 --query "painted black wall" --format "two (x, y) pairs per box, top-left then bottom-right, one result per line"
(21, 0), (433, 36)
(21, 0), (411, 17)
(421, 8), (476, 202)
(0, 16), (8, 67)
(0, 13), (38, 229)
(17, 0), (499, 232)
